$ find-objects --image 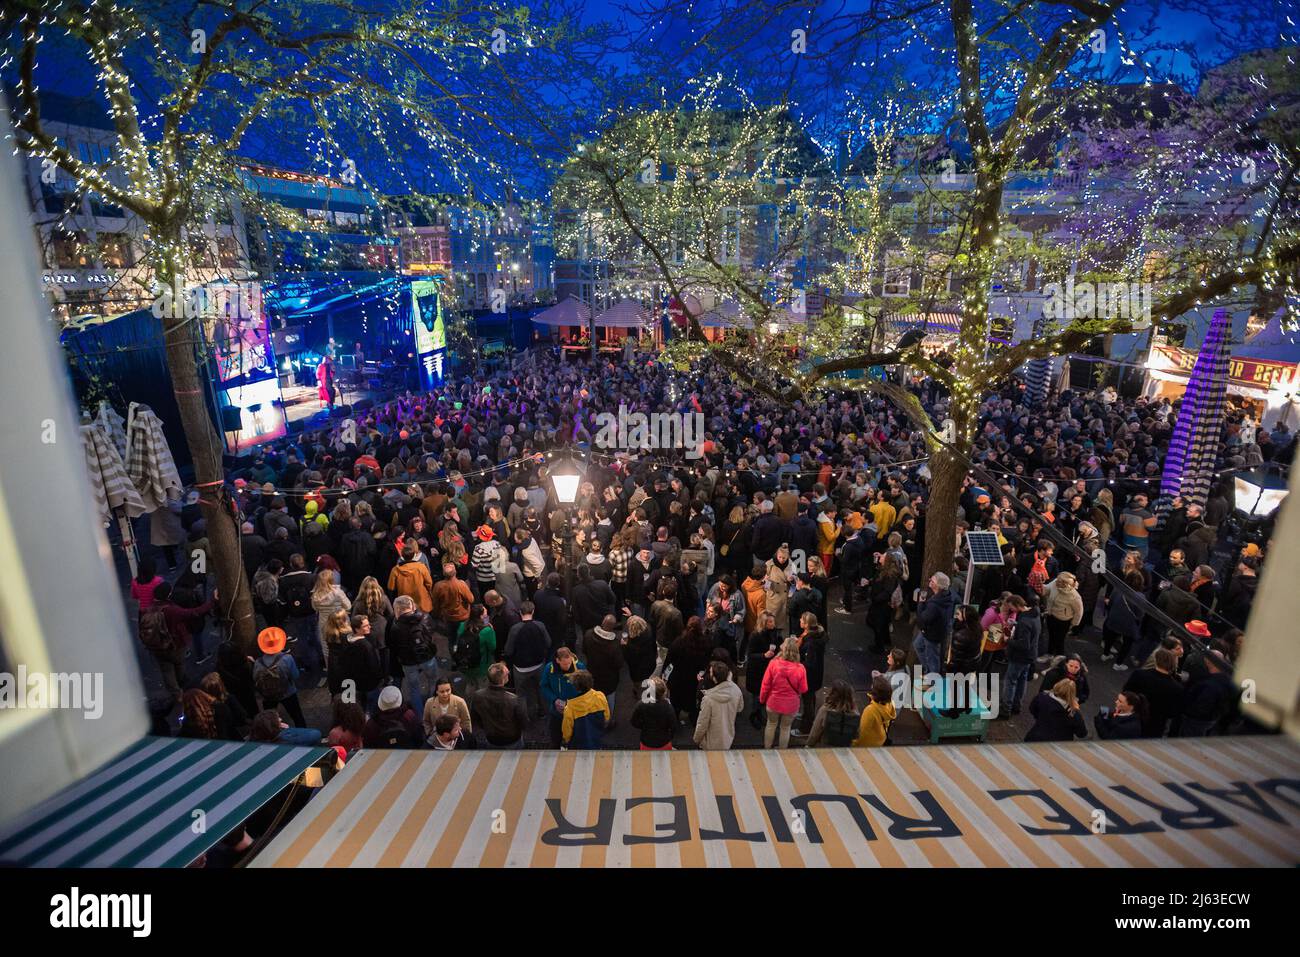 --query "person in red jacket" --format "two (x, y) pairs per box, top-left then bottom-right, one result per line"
(155, 581), (215, 662)
(759, 636), (808, 748)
